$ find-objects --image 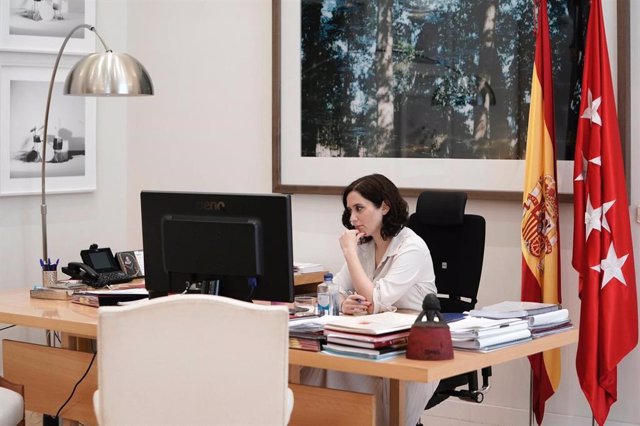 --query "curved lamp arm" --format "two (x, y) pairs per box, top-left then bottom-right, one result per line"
(40, 25), (153, 261)
(41, 25), (98, 261)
